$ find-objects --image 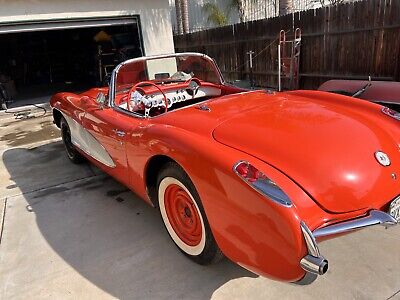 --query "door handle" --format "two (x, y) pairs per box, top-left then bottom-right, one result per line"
(113, 129), (126, 137)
